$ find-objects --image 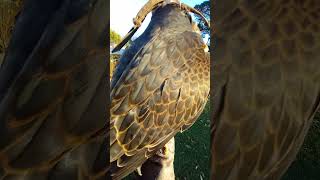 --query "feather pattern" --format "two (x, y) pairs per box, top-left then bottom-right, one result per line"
(110, 4), (210, 179)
